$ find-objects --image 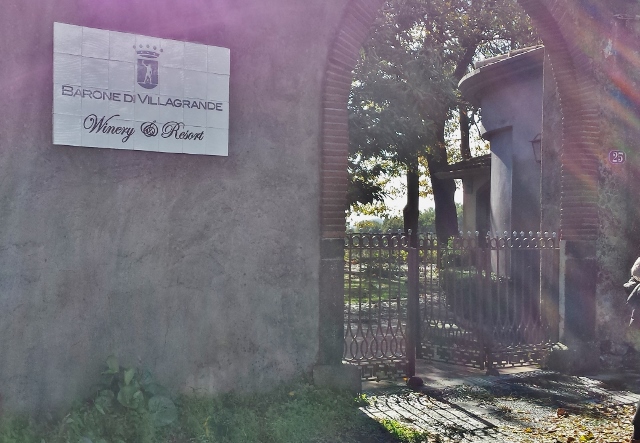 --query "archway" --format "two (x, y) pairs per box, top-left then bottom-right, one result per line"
(317, 0), (599, 365)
